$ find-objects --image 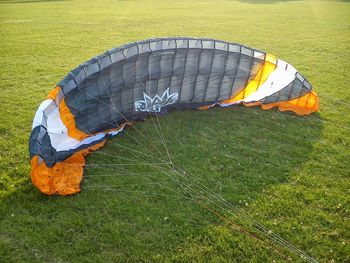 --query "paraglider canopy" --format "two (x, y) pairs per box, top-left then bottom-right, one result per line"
(29, 37), (319, 195)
